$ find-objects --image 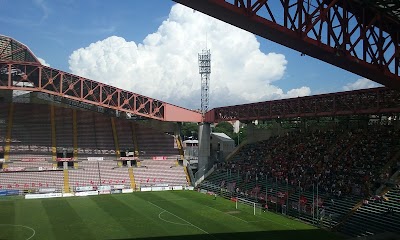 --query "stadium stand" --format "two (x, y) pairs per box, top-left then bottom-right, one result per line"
(68, 161), (101, 187)
(339, 186), (400, 237)
(0, 102), (189, 192)
(55, 107), (74, 155)
(134, 159), (188, 187)
(197, 124), (400, 236)
(98, 161), (130, 185)
(93, 114), (117, 160)
(115, 120), (136, 157)
(0, 170), (64, 191)
(76, 111), (116, 160)
(0, 104), (7, 153)
(135, 125), (179, 160)
(10, 104), (52, 161)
